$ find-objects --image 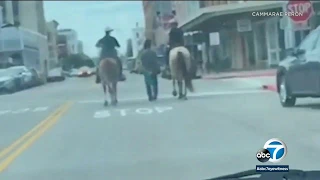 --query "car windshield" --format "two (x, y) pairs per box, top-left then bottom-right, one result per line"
(0, 1), (319, 180)
(7, 67), (26, 75)
(0, 70), (10, 77)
